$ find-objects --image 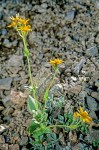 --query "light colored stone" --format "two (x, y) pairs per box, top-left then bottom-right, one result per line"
(9, 144), (19, 150)
(7, 55), (23, 67)
(0, 78), (12, 90)
(0, 135), (5, 144)
(86, 46), (98, 57)
(10, 90), (28, 108)
(0, 125), (6, 134)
